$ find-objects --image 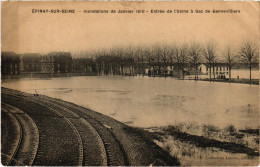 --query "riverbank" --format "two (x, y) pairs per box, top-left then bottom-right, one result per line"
(144, 75), (259, 85)
(185, 78), (259, 85)
(145, 123), (259, 166)
(1, 72), (97, 79)
(2, 73), (259, 85)
(1, 87), (180, 166)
